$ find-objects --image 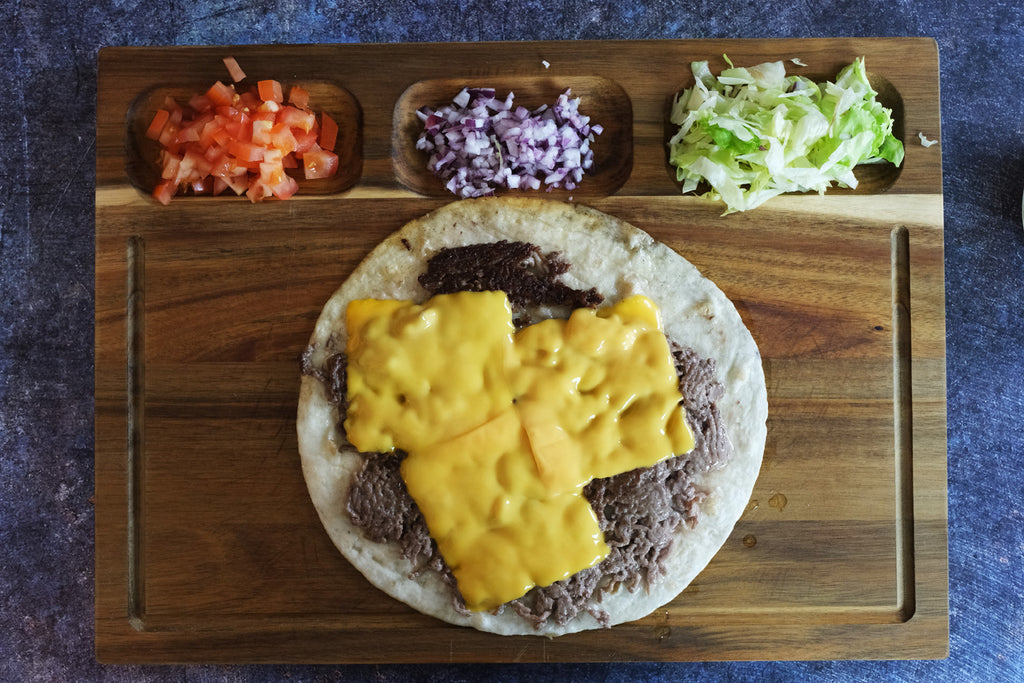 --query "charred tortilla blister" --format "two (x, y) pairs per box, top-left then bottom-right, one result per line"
(310, 240), (734, 629)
